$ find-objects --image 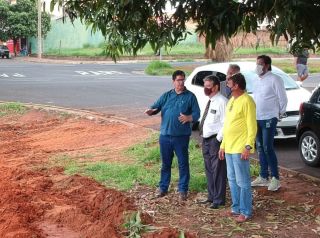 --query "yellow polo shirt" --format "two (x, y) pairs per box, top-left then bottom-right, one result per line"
(220, 93), (257, 154)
